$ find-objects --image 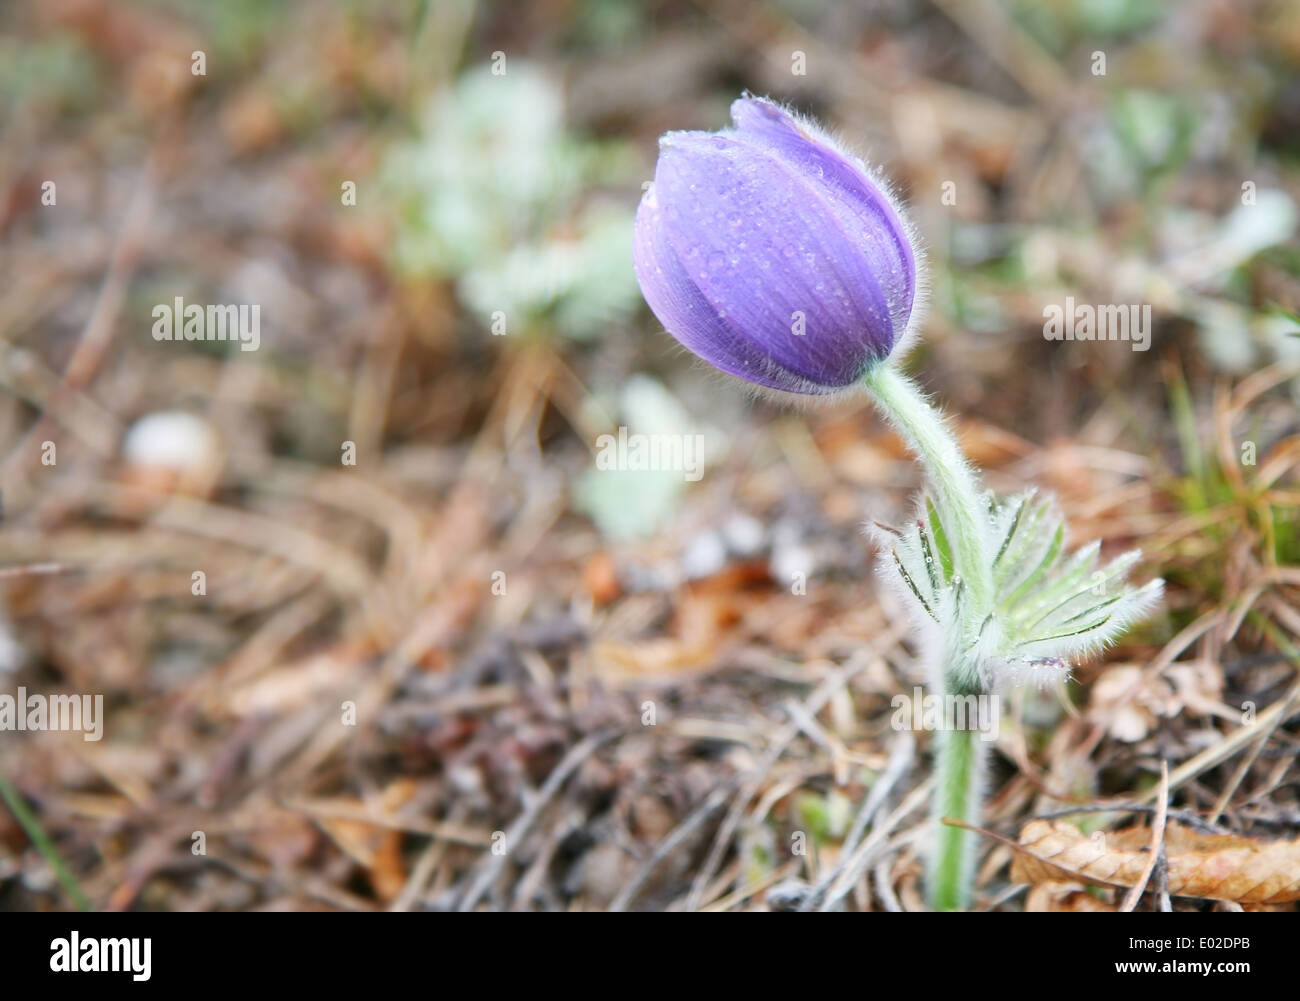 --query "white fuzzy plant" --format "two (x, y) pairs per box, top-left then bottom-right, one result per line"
(862, 364), (1164, 911)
